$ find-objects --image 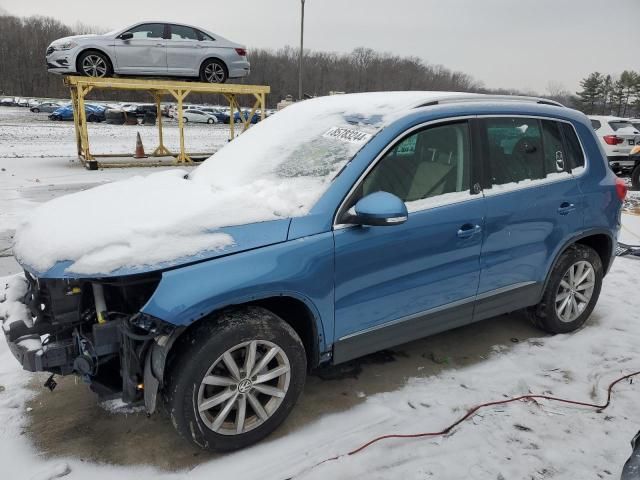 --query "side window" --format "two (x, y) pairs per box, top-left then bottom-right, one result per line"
(125, 23), (164, 40)
(169, 25), (199, 41)
(540, 120), (567, 174)
(484, 117), (544, 185)
(590, 119), (601, 130)
(360, 122), (471, 206)
(197, 30), (215, 41)
(560, 123), (585, 171)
